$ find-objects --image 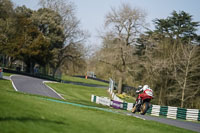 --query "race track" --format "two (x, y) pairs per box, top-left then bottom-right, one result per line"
(11, 75), (63, 99)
